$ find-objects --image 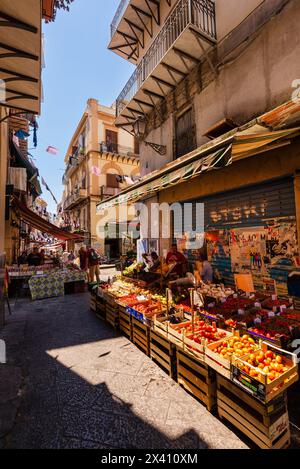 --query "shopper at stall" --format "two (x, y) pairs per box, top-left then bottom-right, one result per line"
(40, 249), (45, 265)
(79, 246), (88, 272)
(199, 254), (213, 284)
(166, 243), (188, 277)
(27, 247), (43, 267)
(87, 247), (101, 283)
(68, 251), (75, 262)
(18, 251), (28, 266)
